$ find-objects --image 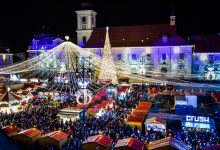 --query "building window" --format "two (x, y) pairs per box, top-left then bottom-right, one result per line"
(82, 16), (87, 23)
(131, 54), (136, 60)
(195, 56), (199, 61)
(92, 17), (94, 25)
(146, 54), (151, 59)
(162, 53), (166, 60)
(83, 37), (87, 44)
(209, 55), (214, 64)
(180, 53), (185, 59)
(82, 25), (86, 30)
(117, 54), (122, 60)
(195, 65), (199, 71)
